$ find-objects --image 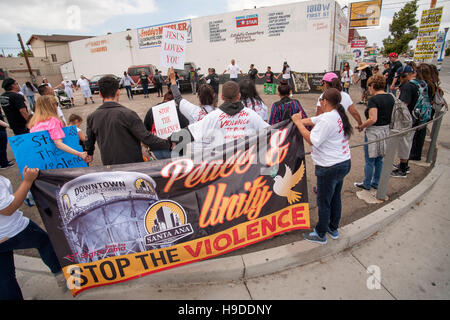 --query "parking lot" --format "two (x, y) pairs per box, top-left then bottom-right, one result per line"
(2, 82), (432, 258)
